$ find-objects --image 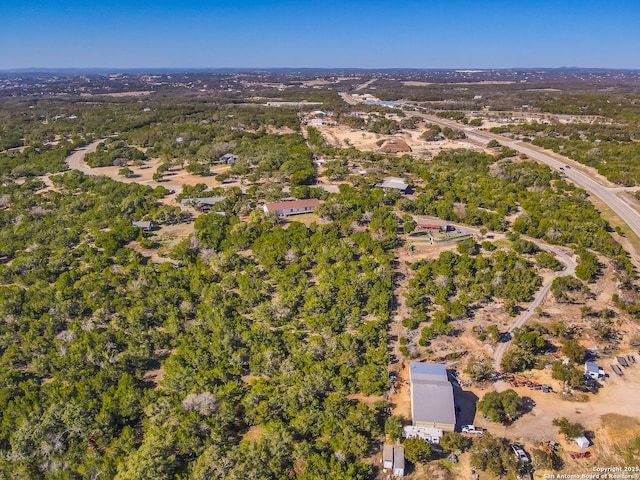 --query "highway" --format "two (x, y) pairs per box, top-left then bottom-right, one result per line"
(339, 91), (640, 242)
(400, 106), (640, 243)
